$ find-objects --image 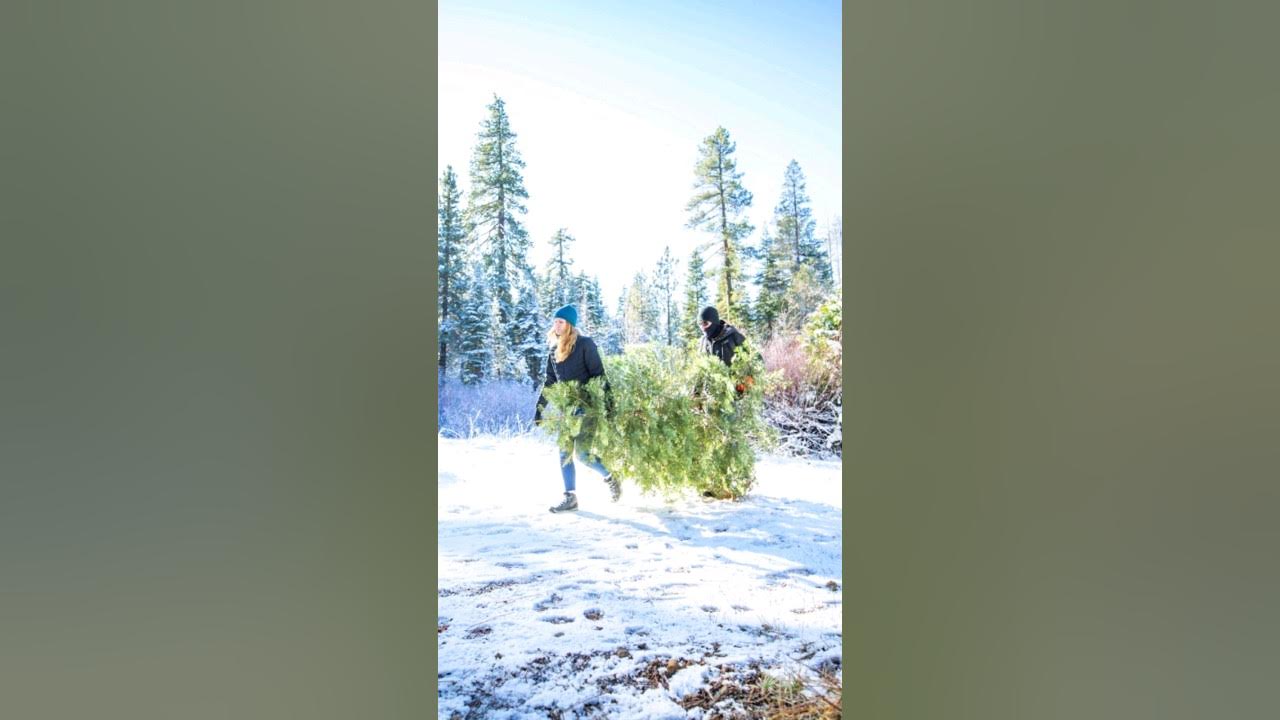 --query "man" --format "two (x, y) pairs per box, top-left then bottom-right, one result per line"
(698, 306), (746, 367)
(698, 306), (755, 396)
